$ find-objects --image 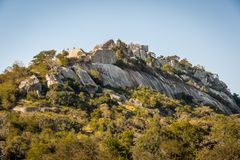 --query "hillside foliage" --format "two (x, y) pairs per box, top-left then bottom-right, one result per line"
(0, 50), (240, 160)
